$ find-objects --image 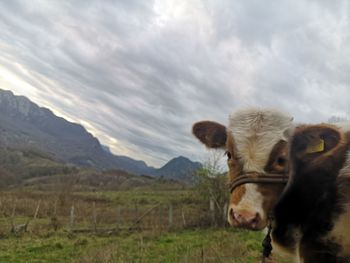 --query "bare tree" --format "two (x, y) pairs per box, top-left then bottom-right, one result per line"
(193, 151), (228, 226)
